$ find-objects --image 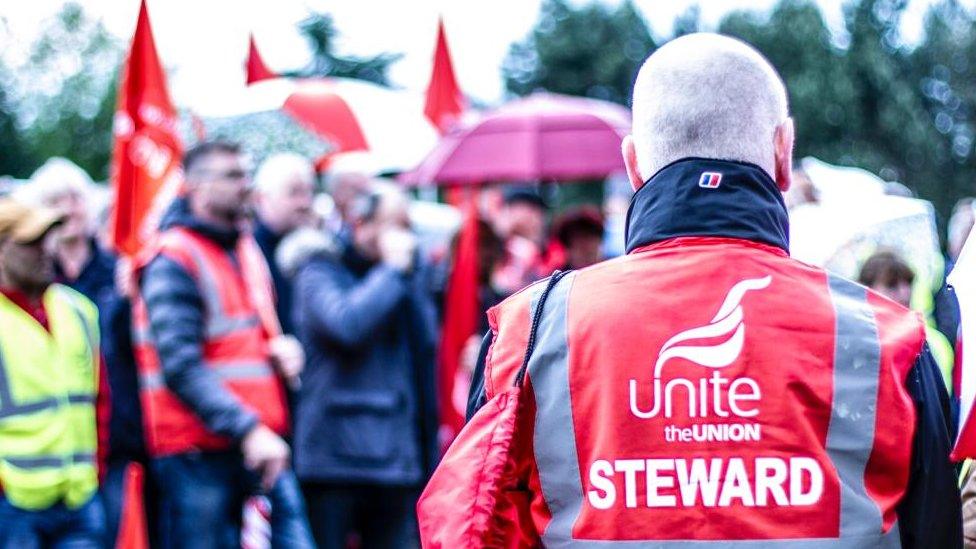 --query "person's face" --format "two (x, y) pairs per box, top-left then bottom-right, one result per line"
(0, 233), (56, 293)
(332, 173), (370, 223)
(502, 203), (546, 244)
(260, 175), (315, 234)
(186, 152), (251, 224)
(47, 190), (88, 241)
(871, 279), (913, 309)
(352, 195), (410, 260)
(566, 232), (603, 269)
